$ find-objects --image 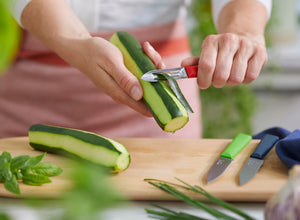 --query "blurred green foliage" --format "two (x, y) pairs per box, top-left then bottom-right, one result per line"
(188, 0), (256, 138)
(60, 162), (124, 220)
(0, 1), (21, 74)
